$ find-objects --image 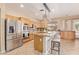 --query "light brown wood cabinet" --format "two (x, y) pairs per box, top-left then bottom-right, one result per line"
(34, 34), (43, 52)
(60, 31), (75, 40)
(29, 33), (34, 40)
